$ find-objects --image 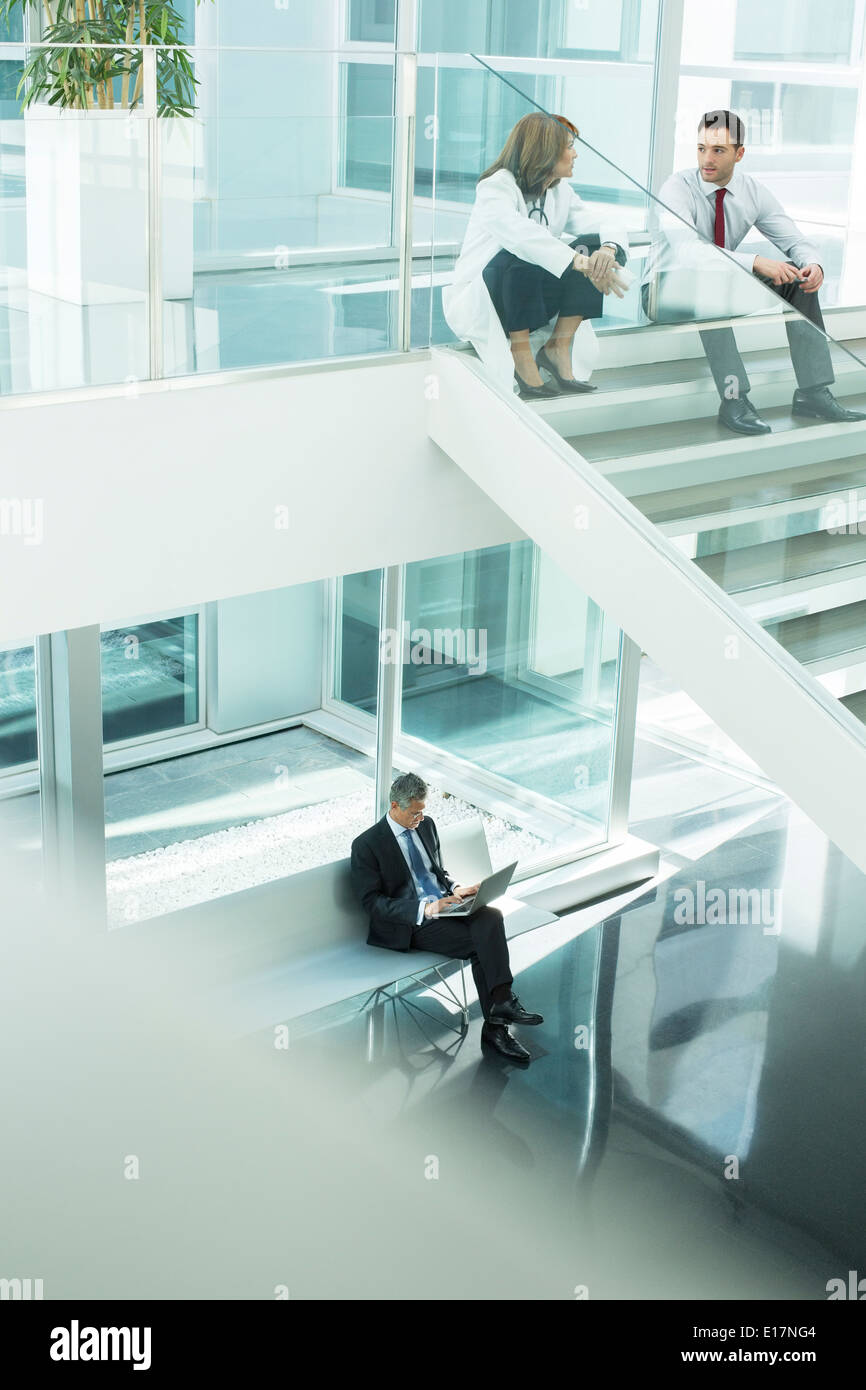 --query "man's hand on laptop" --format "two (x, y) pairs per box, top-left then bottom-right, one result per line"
(424, 895), (460, 918)
(454, 883), (480, 898)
